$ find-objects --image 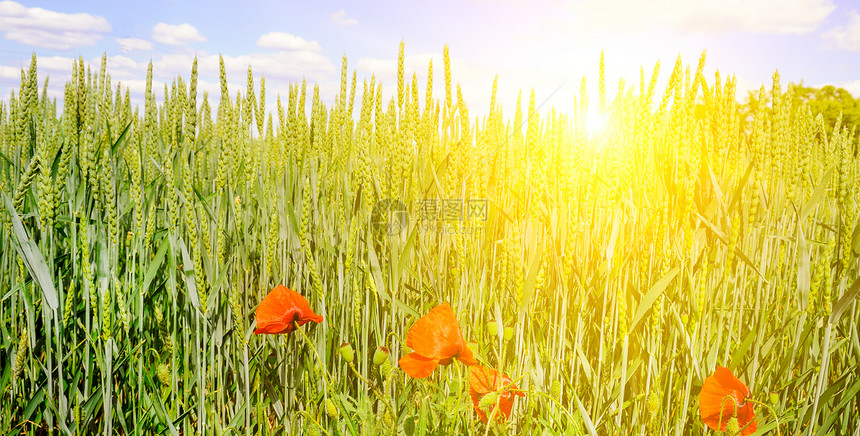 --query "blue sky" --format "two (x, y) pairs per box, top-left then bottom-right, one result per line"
(1, 0), (860, 116)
